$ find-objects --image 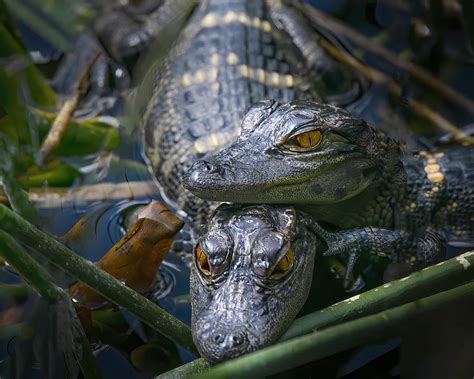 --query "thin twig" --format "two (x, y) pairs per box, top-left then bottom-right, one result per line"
(299, 3), (474, 117)
(37, 51), (101, 164)
(2, 181), (157, 208)
(319, 39), (474, 145)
